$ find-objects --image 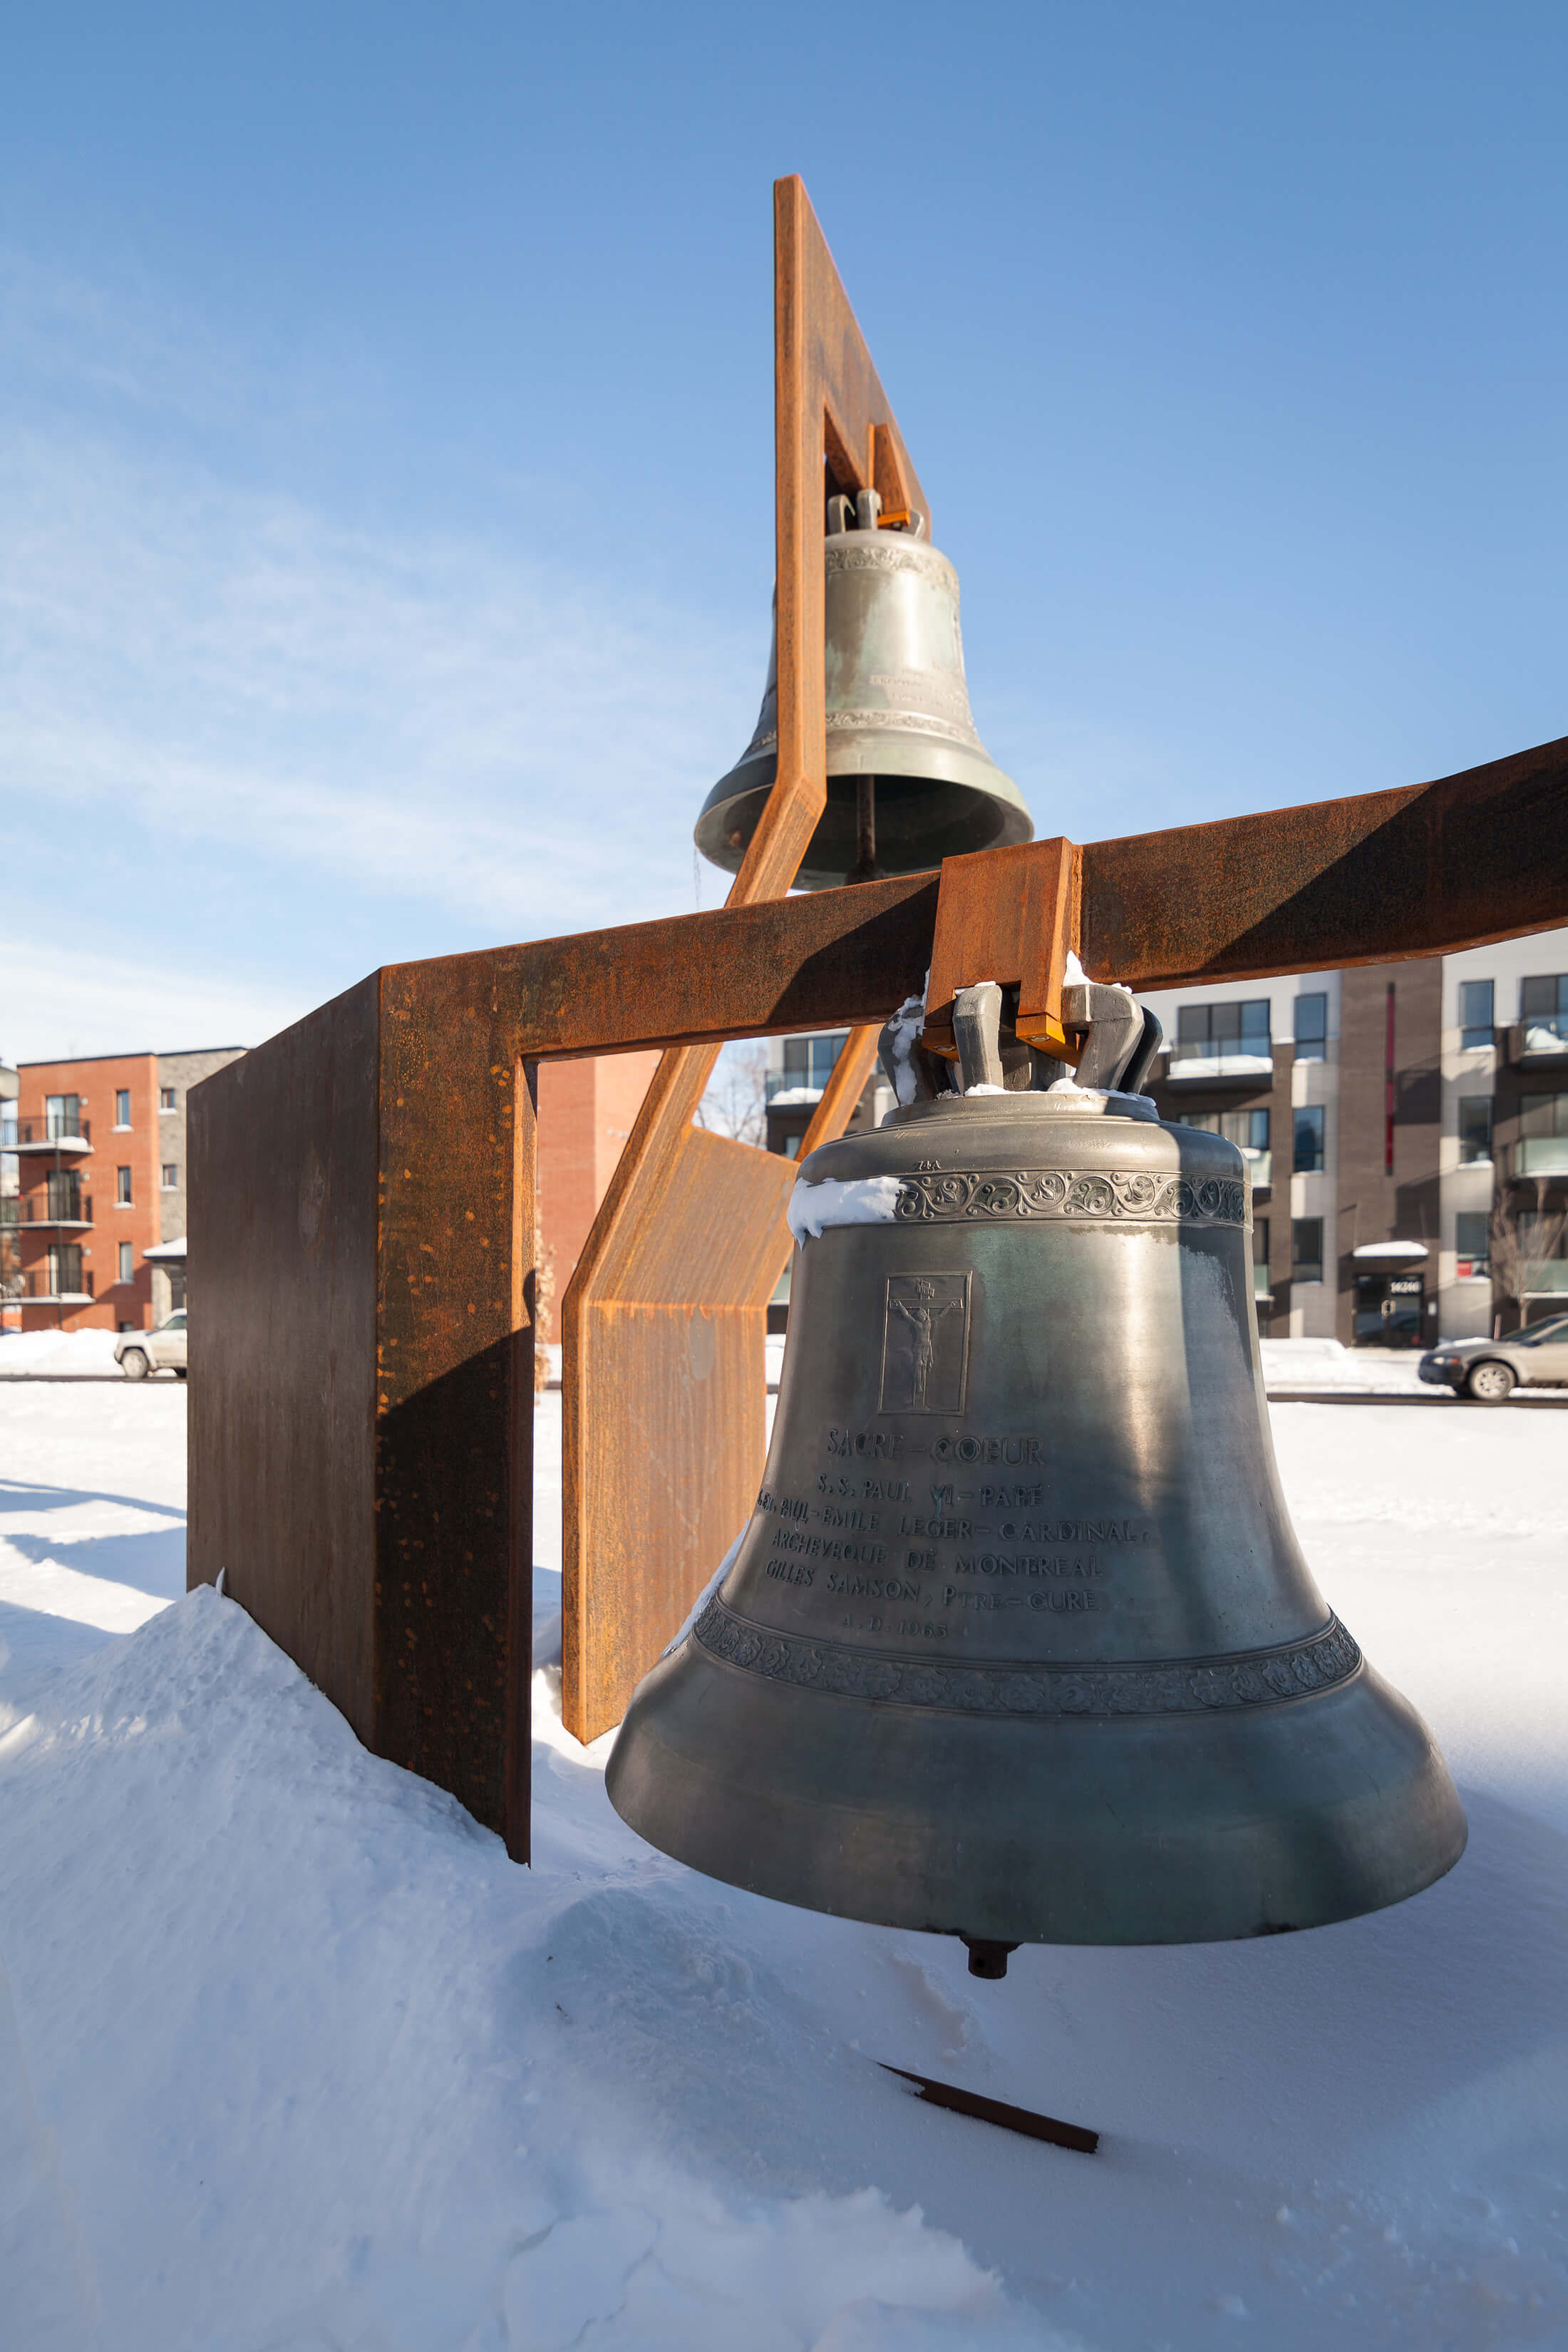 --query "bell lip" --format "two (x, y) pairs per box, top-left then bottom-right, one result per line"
(606, 1644), (1470, 1950)
(694, 764), (1035, 886)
